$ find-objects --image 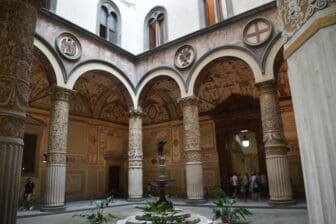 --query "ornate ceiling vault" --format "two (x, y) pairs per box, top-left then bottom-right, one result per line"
(195, 57), (259, 114)
(29, 47), (57, 109)
(71, 71), (132, 124)
(139, 78), (181, 125)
